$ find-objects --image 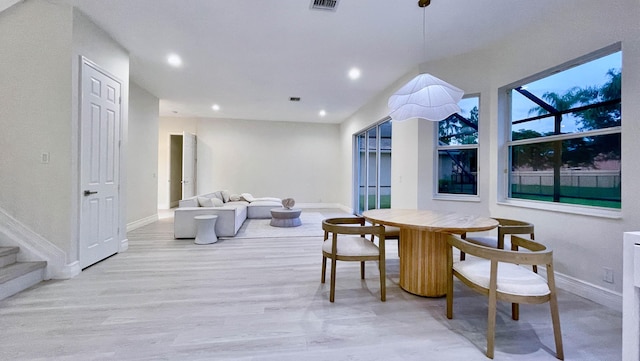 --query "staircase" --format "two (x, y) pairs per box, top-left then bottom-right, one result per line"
(0, 247), (46, 301)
